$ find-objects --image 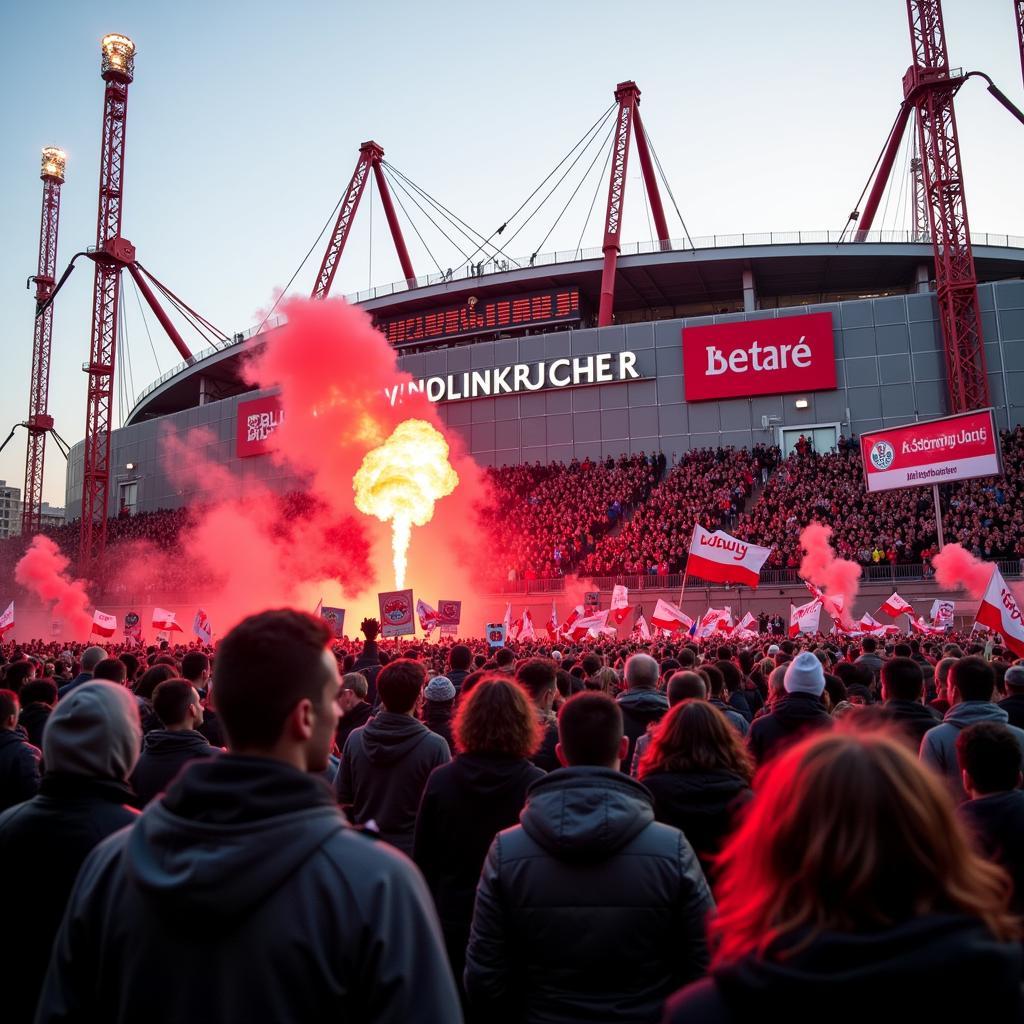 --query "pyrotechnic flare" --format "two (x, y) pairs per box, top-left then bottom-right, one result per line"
(353, 419), (458, 588)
